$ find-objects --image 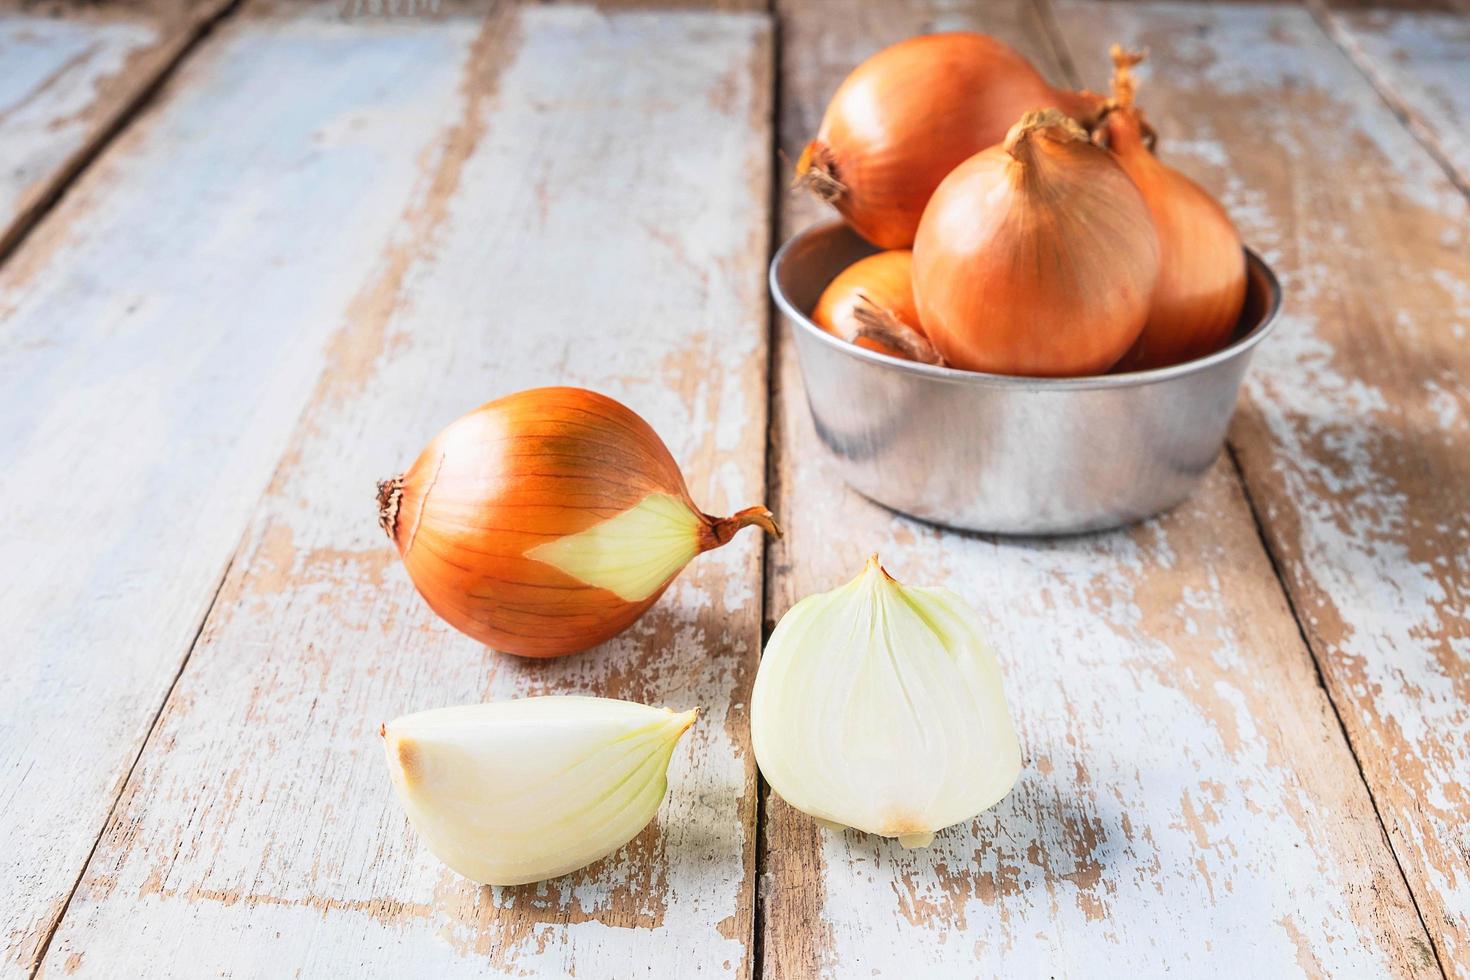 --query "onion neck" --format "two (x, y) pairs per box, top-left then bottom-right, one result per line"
(703, 506), (783, 549)
(1108, 44), (1145, 109)
(1094, 107), (1153, 157)
(1003, 109), (1087, 201)
(864, 553), (896, 582)
(1094, 45), (1157, 153)
(1052, 87), (1108, 130)
(1003, 109), (1087, 160)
